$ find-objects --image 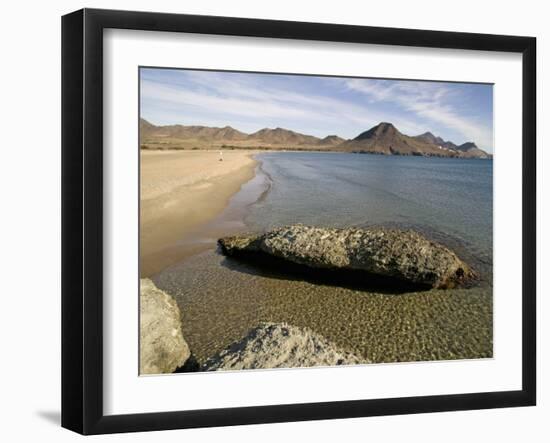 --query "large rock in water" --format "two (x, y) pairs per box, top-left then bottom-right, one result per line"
(203, 323), (367, 371)
(218, 225), (475, 289)
(140, 278), (190, 374)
